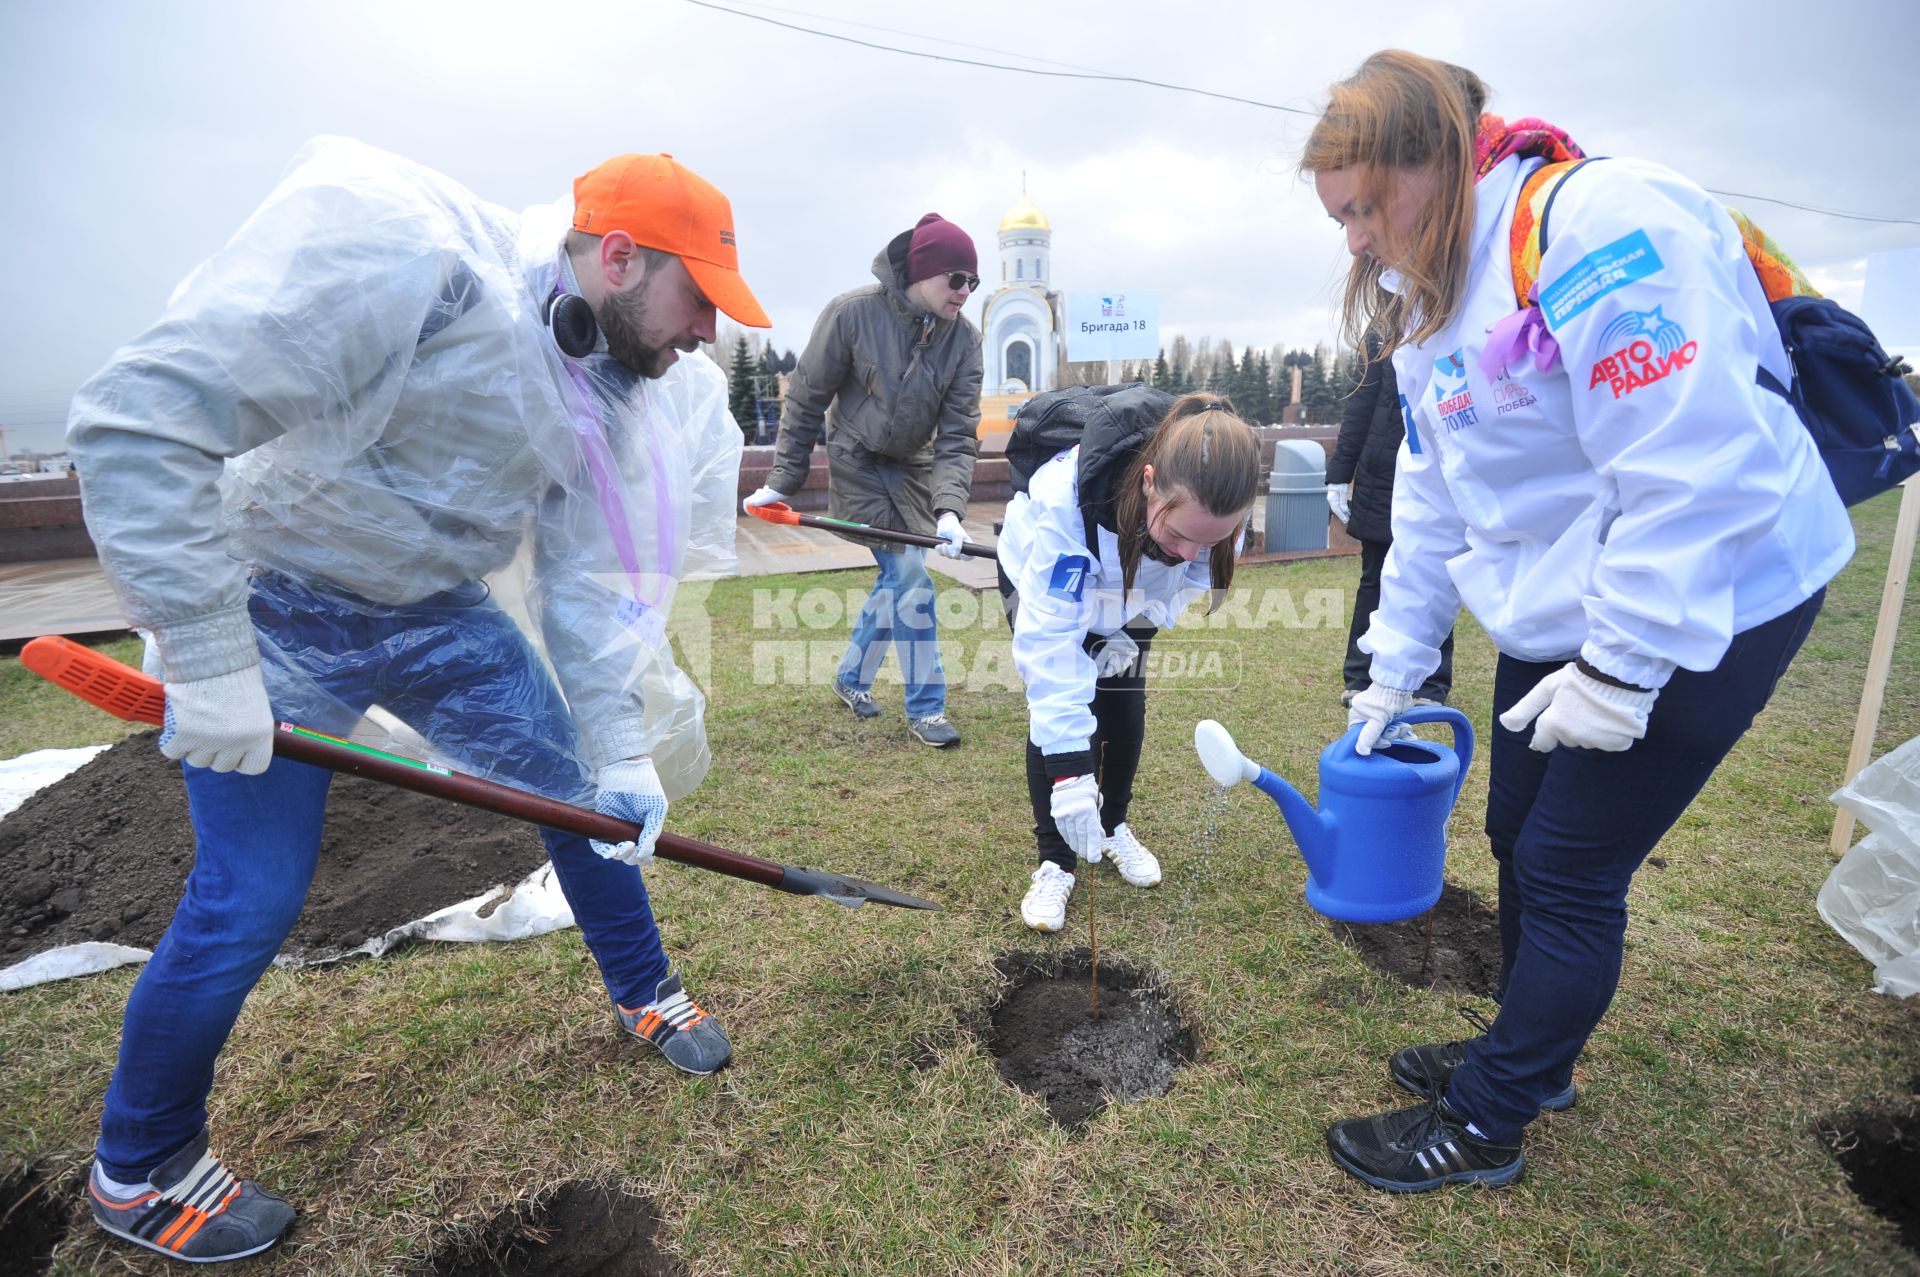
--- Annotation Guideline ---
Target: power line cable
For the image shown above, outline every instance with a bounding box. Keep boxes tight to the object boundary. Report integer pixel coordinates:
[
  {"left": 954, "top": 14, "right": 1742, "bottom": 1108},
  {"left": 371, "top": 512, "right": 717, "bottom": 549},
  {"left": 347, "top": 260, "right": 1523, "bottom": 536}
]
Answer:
[
  {"left": 680, "top": 0, "right": 1310, "bottom": 115},
  {"left": 707, "top": 0, "right": 1122, "bottom": 77},
  {"left": 1701, "top": 189, "right": 1918, "bottom": 226},
  {"left": 684, "top": 0, "right": 1916, "bottom": 227}
]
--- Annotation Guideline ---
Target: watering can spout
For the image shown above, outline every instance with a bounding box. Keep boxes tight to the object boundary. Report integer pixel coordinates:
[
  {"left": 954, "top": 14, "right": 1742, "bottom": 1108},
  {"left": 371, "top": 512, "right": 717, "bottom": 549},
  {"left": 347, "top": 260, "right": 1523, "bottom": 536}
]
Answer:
[{"left": 1193, "top": 720, "right": 1334, "bottom": 881}]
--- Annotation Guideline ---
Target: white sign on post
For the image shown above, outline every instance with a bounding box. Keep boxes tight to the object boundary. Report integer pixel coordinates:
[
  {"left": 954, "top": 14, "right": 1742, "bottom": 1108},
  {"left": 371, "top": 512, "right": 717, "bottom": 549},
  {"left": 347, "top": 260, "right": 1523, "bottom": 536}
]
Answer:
[{"left": 1065, "top": 290, "right": 1160, "bottom": 362}]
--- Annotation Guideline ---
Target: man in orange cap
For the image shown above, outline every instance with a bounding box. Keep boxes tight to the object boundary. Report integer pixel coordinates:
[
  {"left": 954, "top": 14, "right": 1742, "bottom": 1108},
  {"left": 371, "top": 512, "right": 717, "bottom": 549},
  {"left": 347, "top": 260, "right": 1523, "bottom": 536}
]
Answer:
[
  {"left": 67, "top": 139, "right": 764, "bottom": 1264},
  {"left": 568, "top": 151, "right": 771, "bottom": 376}
]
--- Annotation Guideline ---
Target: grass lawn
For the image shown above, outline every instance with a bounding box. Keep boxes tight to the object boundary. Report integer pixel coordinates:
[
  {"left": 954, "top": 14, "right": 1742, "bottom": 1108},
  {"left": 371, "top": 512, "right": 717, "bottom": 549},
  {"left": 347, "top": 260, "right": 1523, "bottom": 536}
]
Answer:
[{"left": 3, "top": 491, "right": 1918, "bottom": 1275}]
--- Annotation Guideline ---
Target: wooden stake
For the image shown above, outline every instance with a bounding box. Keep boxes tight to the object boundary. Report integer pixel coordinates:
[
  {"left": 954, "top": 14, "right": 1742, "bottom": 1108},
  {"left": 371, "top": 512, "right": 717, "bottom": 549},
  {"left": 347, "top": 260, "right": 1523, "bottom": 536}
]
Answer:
[
  {"left": 1831, "top": 476, "right": 1920, "bottom": 858},
  {"left": 1087, "top": 855, "right": 1099, "bottom": 1019},
  {"left": 1090, "top": 753, "right": 1104, "bottom": 1019}
]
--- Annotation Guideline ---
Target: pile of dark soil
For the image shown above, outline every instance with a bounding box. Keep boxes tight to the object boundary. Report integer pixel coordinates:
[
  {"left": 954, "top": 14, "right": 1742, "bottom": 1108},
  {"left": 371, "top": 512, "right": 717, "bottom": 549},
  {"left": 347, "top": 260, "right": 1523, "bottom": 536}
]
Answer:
[
  {"left": 423, "top": 1180, "right": 686, "bottom": 1277},
  {"left": 982, "top": 949, "right": 1196, "bottom": 1128},
  {"left": 0, "top": 732, "right": 548, "bottom": 967},
  {"left": 1330, "top": 881, "right": 1501, "bottom": 996}
]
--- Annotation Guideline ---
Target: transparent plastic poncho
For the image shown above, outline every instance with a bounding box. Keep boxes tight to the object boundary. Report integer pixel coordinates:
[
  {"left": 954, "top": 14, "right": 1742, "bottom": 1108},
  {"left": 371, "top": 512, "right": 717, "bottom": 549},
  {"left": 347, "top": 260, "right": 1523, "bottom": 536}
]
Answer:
[{"left": 74, "top": 138, "right": 741, "bottom": 800}]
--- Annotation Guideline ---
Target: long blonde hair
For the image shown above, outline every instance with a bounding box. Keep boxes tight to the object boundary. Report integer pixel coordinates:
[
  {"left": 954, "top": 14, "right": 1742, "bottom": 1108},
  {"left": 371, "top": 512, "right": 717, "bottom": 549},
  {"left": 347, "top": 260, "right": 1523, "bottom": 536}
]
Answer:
[
  {"left": 1300, "top": 50, "right": 1487, "bottom": 359},
  {"left": 1112, "top": 394, "right": 1261, "bottom": 597}
]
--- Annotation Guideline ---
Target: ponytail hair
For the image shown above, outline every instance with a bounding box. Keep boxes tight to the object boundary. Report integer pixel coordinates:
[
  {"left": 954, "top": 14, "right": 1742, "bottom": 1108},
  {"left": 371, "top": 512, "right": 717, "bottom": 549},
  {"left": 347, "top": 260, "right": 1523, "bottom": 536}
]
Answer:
[{"left": 1113, "top": 393, "right": 1261, "bottom": 597}]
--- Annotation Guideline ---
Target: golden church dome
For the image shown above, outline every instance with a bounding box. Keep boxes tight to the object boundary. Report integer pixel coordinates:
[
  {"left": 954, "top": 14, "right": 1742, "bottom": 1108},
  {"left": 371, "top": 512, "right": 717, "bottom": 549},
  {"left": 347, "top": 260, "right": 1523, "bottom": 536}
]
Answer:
[{"left": 998, "top": 192, "right": 1050, "bottom": 232}]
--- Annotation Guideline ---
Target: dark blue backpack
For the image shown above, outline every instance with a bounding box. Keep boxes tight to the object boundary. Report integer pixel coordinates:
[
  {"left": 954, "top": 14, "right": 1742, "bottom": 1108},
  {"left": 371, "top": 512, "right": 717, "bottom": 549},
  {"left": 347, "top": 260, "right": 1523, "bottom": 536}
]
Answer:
[
  {"left": 1755, "top": 296, "right": 1920, "bottom": 505},
  {"left": 1517, "top": 159, "right": 1920, "bottom": 505}
]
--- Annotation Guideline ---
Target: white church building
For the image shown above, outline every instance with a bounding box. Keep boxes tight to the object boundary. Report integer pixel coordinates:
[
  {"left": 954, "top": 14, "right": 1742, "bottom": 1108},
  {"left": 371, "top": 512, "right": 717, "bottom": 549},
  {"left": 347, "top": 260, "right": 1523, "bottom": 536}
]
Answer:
[{"left": 978, "top": 190, "right": 1067, "bottom": 395}]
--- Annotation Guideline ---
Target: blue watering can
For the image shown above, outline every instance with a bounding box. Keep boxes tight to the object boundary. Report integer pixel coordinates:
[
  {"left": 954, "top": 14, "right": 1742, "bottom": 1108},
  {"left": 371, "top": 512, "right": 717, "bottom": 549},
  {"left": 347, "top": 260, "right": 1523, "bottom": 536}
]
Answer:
[{"left": 1194, "top": 707, "right": 1474, "bottom": 924}]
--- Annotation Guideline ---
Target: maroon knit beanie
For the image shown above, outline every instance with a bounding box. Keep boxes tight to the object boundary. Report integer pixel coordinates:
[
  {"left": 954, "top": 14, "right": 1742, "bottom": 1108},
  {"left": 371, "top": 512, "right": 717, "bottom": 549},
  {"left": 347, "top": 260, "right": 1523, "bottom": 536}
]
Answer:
[{"left": 905, "top": 213, "right": 977, "bottom": 283}]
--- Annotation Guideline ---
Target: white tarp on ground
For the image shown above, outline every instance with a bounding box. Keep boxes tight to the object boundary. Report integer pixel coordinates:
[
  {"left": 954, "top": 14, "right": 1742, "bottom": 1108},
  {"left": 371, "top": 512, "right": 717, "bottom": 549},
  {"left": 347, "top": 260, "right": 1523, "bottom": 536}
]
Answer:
[
  {"left": 1819, "top": 733, "right": 1920, "bottom": 997},
  {"left": 0, "top": 746, "right": 577, "bottom": 992},
  {"left": 0, "top": 745, "right": 110, "bottom": 821}
]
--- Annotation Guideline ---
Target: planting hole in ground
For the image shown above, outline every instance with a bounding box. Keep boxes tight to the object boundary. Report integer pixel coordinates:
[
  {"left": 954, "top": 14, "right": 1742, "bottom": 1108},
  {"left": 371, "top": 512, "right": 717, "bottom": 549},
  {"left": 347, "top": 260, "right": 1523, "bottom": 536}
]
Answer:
[
  {"left": 0, "top": 1159, "right": 81, "bottom": 1277},
  {"left": 1329, "top": 880, "right": 1500, "bottom": 996},
  {"left": 1815, "top": 1107, "right": 1920, "bottom": 1256},
  {"left": 983, "top": 949, "right": 1196, "bottom": 1128},
  {"left": 423, "top": 1180, "right": 685, "bottom": 1277}
]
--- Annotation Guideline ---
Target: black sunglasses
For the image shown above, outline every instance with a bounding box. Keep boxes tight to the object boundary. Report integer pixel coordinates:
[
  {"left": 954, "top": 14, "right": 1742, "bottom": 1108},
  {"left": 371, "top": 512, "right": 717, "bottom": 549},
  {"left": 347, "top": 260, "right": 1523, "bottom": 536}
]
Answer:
[{"left": 943, "top": 271, "right": 981, "bottom": 291}]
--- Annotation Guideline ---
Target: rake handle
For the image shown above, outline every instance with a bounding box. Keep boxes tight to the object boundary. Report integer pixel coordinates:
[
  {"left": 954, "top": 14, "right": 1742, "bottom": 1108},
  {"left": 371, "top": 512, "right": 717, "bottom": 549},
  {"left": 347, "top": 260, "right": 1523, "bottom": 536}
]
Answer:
[{"left": 747, "top": 502, "right": 998, "bottom": 559}]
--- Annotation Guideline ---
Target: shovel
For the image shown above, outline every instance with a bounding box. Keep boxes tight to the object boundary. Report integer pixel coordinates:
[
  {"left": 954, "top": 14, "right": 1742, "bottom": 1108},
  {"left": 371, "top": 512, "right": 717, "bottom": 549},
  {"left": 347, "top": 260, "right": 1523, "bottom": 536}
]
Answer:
[
  {"left": 746, "top": 501, "right": 999, "bottom": 560},
  {"left": 20, "top": 636, "right": 940, "bottom": 911}
]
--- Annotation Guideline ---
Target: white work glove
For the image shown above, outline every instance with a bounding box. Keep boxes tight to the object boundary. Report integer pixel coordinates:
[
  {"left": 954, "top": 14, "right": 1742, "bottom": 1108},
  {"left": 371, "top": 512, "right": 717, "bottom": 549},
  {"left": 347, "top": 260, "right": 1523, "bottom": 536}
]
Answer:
[
  {"left": 1499, "top": 662, "right": 1658, "bottom": 754},
  {"left": 1092, "top": 630, "right": 1140, "bottom": 679},
  {"left": 1049, "top": 773, "right": 1105, "bottom": 863},
  {"left": 1347, "top": 682, "right": 1415, "bottom": 756},
  {"left": 159, "top": 665, "right": 276, "bottom": 775},
  {"left": 742, "top": 485, "right": 790, "bottom": 514},
  {"left": 1326, "top": 483, "right": 1352, "bottom": 524},
  {"left": 591, "top": 757, "right": 668, "bottom": 865},
  {"left": 934, "top": 510, "right": 971, "bottom": 559}
]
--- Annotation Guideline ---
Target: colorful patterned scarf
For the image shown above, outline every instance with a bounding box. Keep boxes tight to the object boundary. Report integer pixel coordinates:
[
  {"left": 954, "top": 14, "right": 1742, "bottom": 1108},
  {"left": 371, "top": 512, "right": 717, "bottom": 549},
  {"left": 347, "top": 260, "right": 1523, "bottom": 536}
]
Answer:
[
  {"left": 1473, "top": 113, "right": 1584, "bottom": 181},
  {"left": 1476, "top": 114, "right": 1585, "bottom": 379}
]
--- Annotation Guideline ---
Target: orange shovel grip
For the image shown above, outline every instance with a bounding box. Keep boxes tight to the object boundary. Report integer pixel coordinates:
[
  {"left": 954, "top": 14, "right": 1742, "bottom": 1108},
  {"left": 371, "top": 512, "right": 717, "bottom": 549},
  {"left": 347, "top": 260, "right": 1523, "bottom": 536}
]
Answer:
[
  {"left": 745, "top": 501, "right": 800, "bottom": 525},
  {"left": 21, "top": 635, "right": 167, "bottom": 727}
]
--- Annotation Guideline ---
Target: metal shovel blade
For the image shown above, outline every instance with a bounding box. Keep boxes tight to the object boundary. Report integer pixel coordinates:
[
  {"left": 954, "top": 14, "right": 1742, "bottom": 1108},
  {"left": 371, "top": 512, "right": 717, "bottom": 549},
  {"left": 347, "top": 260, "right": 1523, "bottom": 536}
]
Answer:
[{"left": 776, "top": 865, "right": 942, "bottom": 910}]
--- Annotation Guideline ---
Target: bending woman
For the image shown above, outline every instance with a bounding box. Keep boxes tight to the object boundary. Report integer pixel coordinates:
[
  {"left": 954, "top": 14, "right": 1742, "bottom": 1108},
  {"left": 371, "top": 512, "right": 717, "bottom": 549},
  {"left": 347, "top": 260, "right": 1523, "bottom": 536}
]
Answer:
[
  {"left": 998, "top": 390, "right": 1261, "bottom": 932},
  {"left": 1302, "top": 51, "right": 1852, "bottom": 1192}
]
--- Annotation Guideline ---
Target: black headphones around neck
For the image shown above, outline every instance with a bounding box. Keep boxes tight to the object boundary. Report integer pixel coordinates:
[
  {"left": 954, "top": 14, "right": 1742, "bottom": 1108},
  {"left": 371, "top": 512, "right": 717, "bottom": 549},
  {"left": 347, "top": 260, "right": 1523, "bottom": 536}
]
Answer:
[{"left": 545, "top": 291, "right": 599, "bottom": 359}]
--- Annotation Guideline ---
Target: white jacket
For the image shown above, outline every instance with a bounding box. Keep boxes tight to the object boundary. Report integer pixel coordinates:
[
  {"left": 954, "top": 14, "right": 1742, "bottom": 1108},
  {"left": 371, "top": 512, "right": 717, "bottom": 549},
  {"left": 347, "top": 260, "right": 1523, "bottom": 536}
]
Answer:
[
  {"left": 999, "top": 447, "right": 1213, "bottom": 760},
  {"left": 67, "top": 138, "right": 743, "bottom": 779},
  {"left": 1365, "top": 155, "right": 1853, "bottom": 691}
]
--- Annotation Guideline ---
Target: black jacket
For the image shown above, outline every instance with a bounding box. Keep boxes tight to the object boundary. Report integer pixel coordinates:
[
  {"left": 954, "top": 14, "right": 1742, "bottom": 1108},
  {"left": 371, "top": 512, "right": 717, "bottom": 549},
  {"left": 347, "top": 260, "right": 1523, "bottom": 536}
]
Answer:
[{"left": 1325, "top": 338, "right": 1404, "bottom": 544}]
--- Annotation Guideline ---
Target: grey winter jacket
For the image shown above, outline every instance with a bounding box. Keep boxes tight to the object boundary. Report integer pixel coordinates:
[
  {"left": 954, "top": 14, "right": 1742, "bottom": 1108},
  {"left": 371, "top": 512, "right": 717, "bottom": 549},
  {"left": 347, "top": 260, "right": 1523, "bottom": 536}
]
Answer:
[{"left": 769, "top": 230, "right": 982, "bottom": 538}]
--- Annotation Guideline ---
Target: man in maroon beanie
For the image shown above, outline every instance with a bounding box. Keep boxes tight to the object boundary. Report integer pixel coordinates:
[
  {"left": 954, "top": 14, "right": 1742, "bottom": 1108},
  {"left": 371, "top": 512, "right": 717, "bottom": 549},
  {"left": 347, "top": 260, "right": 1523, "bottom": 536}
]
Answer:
[{"left": 747, "top": 214, "right": 984, "bottom": 747}]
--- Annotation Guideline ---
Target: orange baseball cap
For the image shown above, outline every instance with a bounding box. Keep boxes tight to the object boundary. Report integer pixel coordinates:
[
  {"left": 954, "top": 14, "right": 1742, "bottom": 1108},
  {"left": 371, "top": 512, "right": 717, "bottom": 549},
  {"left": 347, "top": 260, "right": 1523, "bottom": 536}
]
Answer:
[{"left": 572, "top": 153, "right": 770, "bottom": 328}]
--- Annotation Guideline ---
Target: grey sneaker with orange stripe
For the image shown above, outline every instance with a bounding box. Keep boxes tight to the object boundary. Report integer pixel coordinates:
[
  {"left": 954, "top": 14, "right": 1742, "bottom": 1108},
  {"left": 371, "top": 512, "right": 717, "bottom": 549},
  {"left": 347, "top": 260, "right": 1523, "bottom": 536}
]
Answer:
[
  {"left": 89, "top": 1129, "right": 293, "bottom": 1264},
  {"left": 617, "top": 972, "right": 732, "bottom": 1075}
]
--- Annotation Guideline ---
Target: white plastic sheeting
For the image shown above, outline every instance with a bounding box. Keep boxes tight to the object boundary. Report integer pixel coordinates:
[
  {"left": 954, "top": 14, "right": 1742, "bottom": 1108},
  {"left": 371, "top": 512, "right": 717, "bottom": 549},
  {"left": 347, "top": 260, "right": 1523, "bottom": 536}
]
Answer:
[{"left": 1819, "top": 733, "right": 1920, "bottom": 997}]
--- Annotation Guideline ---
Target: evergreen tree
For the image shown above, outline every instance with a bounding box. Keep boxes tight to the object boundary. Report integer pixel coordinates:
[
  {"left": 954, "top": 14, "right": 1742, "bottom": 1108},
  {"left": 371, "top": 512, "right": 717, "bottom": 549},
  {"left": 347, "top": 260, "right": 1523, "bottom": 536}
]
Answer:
[
  {"left": 1235, "top": 347, "right": 1262, "bottom": 421},
  {"left": 1209, "top": 341, "right": 1234, "bottom": 395},
  {"left": 727, "top": 334, "right": 758, "bottom": 440},
  {"left": 1255, "top": 350, "right": 1275, "bottom": 423},
  {"left": 1301, "top": 345, "right": 1342, "bottom": 422},
  {"left": 1152, "top": 348, "right": 1173, "bottom": 392}
]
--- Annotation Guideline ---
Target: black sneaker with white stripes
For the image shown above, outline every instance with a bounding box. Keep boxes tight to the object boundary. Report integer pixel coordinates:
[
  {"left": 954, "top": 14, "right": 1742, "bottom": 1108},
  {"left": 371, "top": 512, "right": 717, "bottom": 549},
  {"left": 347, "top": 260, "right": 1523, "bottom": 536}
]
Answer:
[
  {"left": 89, "top": 1130, "right": 294, "bottom": 1263},
  {"left": 1326, "top": 1093, "right": 1524, "bottom": 1192}
]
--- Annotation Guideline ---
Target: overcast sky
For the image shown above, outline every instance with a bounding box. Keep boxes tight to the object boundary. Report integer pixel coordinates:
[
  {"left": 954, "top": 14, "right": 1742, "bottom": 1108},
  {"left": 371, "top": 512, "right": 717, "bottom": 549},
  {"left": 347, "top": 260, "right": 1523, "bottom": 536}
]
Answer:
[{"left": 3, "top": 0, "right": 1915, "bottom": 454}]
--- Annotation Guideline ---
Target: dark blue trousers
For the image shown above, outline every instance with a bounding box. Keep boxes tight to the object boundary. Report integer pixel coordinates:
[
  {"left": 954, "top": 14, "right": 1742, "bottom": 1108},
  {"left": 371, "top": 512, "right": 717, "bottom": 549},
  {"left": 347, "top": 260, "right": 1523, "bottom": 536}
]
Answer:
[
  {"left": 96, "top": 573, "right": 669, "bottom": 1180},
  {"left": 1445, "top": 591, "right": 1825, "bottom": 1142}
]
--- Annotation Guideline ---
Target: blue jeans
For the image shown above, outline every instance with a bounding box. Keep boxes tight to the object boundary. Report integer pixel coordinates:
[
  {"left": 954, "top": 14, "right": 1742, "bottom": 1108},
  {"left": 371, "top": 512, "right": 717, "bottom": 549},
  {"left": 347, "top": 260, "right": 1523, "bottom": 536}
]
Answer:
[
  {"left": 836, "top": 546, "right": 947, "bottom": 719},
  {"left": 96, "top": 574, "right": 669, "bottom": 1180},
  {"left": 1444, "top": 591, "right": 1824, "bottom": 1142}
]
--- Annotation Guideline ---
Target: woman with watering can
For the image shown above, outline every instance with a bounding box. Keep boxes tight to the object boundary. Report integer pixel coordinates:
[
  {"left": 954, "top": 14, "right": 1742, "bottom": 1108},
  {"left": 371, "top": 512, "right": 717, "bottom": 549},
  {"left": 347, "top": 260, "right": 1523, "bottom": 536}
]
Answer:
[
  {"left": 998, "top": 390, "right": 1262, "bottom": 933},
  {"left": 1301, "top": 51, "right": 1853, "bottom": 1192}
]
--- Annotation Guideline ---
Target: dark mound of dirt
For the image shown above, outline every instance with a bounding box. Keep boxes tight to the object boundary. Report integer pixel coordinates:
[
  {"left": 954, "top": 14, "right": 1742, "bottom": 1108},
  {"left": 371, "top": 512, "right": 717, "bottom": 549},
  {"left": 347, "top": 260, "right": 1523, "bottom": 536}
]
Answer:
[
  {"left": 1816, "top": 1106, "right": 1920, "bottom": 1256},
  {"left": 1330, "top": 880, "right": 1501, "bottom": 996},
  {"left": 0, "top": 1157, "right": 84, "bottom": 1277},
  {"left": 423, "top": 1180, "right": 686, "bottom": 1277},
  {"left": 1, "top": 732, "right": 548, "bottom": 966},
  {"left": 982, "top": 949, "right": 1196, "bottom": 1128}
]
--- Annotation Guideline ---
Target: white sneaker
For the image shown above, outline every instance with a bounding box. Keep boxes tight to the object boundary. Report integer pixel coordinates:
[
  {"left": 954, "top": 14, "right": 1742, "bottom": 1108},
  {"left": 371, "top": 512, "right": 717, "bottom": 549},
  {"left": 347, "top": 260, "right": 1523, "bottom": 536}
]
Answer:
[
  {"left": 1102, "top": 823, "right": 1162, "bottom": 887},
  {"left": 1020, "top": 863, "right": 1075, "bottom": 932}
]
